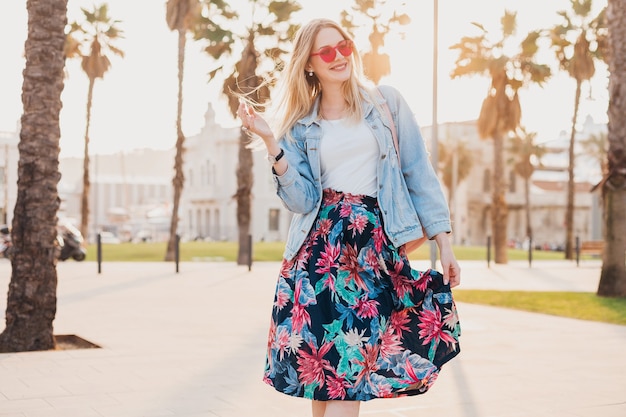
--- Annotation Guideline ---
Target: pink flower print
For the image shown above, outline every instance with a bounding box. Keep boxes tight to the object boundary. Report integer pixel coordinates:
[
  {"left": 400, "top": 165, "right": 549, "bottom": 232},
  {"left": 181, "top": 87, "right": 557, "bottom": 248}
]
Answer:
[
  {"left": 339, "top": 202, "right": 353, "bottom": 218},
  {"left": 315, "top": 241, "right": 340, "bottom": 275},
  {"left": 390, "top": 309, "right": 411, "bottom": 336},
  {"left": 322, "top": 189, "right": 342, "bottom": 206},
  {"left": 316, "top": 218, "right": 333, "bottom": 239},
  {"left": 372, "top": 225, "right": 385, "bottom": 253},
  {"left": 326, "top": 373, "right": 351, "bottom": 399},
  {"left": 379, "top": 326, "right": 403, "bottom": 360},
  {"left": 353, "top": 297, "right": 380, "bottom": 319},
  {"left": 275, "top": 326, "right": 291, "bottom": 361},
  {"left": 389, "top": 261, "right": 414, "bottom": 300},
  {"left": 353, "top": 343, "right": 381, "bottom": 387},
  {"left": 274, "top": 288, "right": 289, "bottom": 311},
  {"left": 291, "top": 303, "right": 311, "bottom": 334},
  {"left": 363, "top": 248, "right": 381, "bottom": 277},
  {"left": 414, "top": 269, "right": 433, "bottom": 292},
  {"left": 348, "top": 213, "right": 368, "bottom": 237},
  {"left": 342, "top": 193, "right": 363, "bottom": 205},
  {"left": 296, "top": 341, "right": 334, "bottom": 387},
  {"left": 294, "top": 245, "right": 312, "bottom": 271},
  {"left": 418, "top": 307, "right": 457, "bottom": 347},
  {"left": 339, "top": 244, "right": 368, "bottom": 291},
  {"left": 279, "top": 258, "right": 293, "bottom": 279}
]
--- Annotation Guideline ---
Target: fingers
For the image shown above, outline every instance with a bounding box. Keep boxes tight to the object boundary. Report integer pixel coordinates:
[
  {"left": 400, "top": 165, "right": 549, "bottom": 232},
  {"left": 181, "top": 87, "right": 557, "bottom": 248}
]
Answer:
[
  {"left": 442, "top": 260, "right": 461, "bottom": 288},
  {"left": 237, "top": 101, "right": 255, "bottom": 131}
]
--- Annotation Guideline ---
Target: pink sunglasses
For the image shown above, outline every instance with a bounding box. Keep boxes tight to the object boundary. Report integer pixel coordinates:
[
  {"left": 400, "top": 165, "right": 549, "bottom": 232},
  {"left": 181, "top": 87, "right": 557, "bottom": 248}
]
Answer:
[{"left": 310, "top": 39, "right": 354, "bottom": 63}]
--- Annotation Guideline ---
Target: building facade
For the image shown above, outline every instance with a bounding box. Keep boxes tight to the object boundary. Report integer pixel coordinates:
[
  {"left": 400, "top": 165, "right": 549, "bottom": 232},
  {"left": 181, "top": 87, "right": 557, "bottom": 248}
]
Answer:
[{"left": 4, "top": 106, "right": 604, "bottom": 249}]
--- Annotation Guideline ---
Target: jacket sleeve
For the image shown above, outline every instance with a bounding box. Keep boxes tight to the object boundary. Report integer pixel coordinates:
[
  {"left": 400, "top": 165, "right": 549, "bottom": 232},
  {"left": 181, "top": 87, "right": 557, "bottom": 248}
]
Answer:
[
  {"left": 379, "top": 85, "right": 451, "bottom": 238},
  {"left": 271, "top": 134, "right": 320, "bottom": 214}
]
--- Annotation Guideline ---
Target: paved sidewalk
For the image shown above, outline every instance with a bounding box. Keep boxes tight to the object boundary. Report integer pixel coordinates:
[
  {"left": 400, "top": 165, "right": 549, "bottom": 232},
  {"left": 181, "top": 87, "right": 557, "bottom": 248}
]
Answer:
[{"left": 0, "top": 259, "right": 625, "bottom": 417}]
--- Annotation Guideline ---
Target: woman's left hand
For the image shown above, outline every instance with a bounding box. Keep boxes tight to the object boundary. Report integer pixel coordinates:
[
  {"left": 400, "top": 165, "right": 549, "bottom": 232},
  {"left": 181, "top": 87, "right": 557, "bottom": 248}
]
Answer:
[{"left": 434, "top": 234, "right": 461, "bottom": 288}]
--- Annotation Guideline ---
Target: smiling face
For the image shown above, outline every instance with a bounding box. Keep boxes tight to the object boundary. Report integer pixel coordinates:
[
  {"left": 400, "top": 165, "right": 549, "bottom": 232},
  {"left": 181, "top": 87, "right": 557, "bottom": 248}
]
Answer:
[{"left": 307, "top": 27, "right": 353, "bottom": 88}]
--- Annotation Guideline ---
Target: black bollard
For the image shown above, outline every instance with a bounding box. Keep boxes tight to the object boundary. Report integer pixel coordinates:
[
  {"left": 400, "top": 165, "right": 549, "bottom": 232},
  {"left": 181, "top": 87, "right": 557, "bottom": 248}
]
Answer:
[
  {"left": 575, "top": 236, "right": 580, "bottom": 267},
  {"left": 487, "top": 235, "right": 491, "bottom": 268},
  {"left": 175, "top": 234, "right": 180, "bottom": 273},
  {"left": 528, "top": 237, "right": 532, "bottom": 268},
  {"left": 97, "top": 233, "right": 102, "bottom": 274},
  {"left": 248, "top": 234, "right": 253, "bottom": 271}
]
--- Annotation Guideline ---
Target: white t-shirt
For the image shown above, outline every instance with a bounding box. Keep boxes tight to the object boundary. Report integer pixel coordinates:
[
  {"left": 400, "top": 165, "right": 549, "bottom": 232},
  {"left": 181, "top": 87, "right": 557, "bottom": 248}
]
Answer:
[{"left": 319, "top": 118, "right": 379, "bottom": 197}]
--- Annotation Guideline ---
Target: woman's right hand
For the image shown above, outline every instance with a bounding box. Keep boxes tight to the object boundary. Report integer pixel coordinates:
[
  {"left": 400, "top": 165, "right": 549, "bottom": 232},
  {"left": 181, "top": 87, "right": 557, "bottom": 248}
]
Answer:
[{"left": 237, "top": 101, "right": 274, "bottom": 142}]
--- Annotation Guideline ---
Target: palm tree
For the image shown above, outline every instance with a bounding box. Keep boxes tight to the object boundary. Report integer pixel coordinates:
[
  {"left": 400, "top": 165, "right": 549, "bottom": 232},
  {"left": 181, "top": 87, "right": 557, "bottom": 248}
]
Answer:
[
  {"left": 450, "top": 11, "right": 551, "bottom": 264},
  {"left": 508, "top": 127, "right": 545, "bottom": 241},
  {"left": 548, "top": 0, "right": 606, "bottom": 259},
  {"left": 340, "top": 0, "right": 410, "bottom": 84},
  {"left": 163, "top": 0, "right": 202, "bottom": 261},
  {"left": 0, "top": 0, "right": 67, "bottom": 352},
  {"left": 581, "top": 131, "right": 609, "bottom": 178},
  {"left": 66, "top": 4, "right": 124, "bottom": 240},
  {"left": 197, "top": 0, "right": 300, "bottom": 265},
  {"left": 597, "top": 0, "right": 626, "bottom": 297},
  {"left": 438, "top": 139, "right": 473, "bottom": 212}
]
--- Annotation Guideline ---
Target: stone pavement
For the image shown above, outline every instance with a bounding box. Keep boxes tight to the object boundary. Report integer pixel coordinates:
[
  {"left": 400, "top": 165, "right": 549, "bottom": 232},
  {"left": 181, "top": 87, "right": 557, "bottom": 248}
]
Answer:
[{"left": 0, "top": 259, "right": 625, "bottom": 417}]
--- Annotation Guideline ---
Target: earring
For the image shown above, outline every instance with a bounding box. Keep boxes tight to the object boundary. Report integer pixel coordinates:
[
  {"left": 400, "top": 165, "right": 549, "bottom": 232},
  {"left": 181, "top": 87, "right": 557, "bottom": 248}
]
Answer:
[{"left": 308, "top": 71, "right": 313, "bottom": 77}]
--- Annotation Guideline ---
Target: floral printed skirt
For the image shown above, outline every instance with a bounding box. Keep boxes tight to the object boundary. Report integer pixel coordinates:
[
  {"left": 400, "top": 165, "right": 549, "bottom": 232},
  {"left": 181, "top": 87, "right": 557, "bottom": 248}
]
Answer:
[{"left": 264, "top": 189, "right": 461, "bottom": 401}]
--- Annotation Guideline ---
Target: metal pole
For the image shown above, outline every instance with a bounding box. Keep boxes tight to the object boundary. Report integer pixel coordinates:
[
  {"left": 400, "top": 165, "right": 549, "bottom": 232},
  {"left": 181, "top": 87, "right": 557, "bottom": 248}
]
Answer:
[
  {"left": 175, "top": 234, "right": 180, "bottom": 273},
  {"left": 528, "top": 237, "right": 532, "bottom": 268},
  {"left": 487, "top": 235, "right": 491, "bottom": 268},
  {"left": 430, "top": 0, "right": 439, "bottom": 270},
  {"left": 97, "top": 233, "right": 102, "bottom": 274},
  {"left": 248, "top": 234, "right": 253, "bottom": 271}
]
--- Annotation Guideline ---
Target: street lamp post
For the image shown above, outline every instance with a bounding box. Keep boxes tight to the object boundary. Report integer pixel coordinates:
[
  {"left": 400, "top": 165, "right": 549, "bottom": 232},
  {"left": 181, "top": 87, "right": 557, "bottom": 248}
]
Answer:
[{"left": 430, "top": 0, "right": 439, "bottom": 269}]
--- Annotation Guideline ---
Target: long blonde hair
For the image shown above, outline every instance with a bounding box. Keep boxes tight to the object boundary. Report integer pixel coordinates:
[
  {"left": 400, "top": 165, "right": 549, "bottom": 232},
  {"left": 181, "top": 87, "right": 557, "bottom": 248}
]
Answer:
[{"left": 271, "top": 18, "right": 371, "bottom": 141}]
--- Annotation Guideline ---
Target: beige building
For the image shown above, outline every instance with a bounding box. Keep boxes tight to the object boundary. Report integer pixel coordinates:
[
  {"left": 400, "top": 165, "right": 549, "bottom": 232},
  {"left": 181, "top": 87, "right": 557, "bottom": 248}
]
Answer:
[
  {"left": 4, "top": 107, "right": 604, "bottom": 249},
  {"left": 421, "top": 116, "right": 604, "bottom": 249}
]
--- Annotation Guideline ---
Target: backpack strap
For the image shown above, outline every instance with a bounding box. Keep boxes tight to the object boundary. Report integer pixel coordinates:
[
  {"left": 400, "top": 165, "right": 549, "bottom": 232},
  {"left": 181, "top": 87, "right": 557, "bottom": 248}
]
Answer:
[{"left": 377, "top": 88, "right": 401, "bottom": 166}]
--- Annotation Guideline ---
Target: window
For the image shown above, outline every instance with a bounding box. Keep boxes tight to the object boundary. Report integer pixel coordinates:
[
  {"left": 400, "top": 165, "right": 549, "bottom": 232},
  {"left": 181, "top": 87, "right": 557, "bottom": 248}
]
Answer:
[
  {"left": 483, "top": 169, "right": 491, "bottom": 193},
  {"left": 509, "top": 171, "right": 516, "bottom": 193},
  {"left": 269, "top": 208, "right": 280, "bottom": 231}
]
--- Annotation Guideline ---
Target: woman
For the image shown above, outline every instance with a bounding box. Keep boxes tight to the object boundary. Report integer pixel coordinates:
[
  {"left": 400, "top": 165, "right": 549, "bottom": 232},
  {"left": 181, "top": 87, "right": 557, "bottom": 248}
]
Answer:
[{"left": 236, "top": 18, "right": 461, "bottom": 417}]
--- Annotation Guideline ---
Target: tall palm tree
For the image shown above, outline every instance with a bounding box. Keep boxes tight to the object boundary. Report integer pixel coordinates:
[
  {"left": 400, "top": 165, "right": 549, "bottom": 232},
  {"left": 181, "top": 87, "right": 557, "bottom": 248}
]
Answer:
[
  {"left": 163, "top": 0, "right": 202, "bottom": 261},
  {"left": 438, "top": 139, "right": 473, "bottom": 210},
  {"left": 597, "top": 0, "right": 626, "bottom": 297},
  {"left": 450, "top": 11, "right": 551, "bottom": 264},
  {"left": 66, "top": 4, "right": 124, "bottom": 240},
  {"left": 340, "top": 0, "right": 410, "bottom": 84},
  {"left": 508, "top": 127, "right": 545, "bottom": 241},
  {"left": 548, "top": 0, "right": 606, "bottom": 259},
  {"left": 198, "top": 0, "right": 300, "bottom": 265},
  {"left": 0, "top": 0, "right": 67, "bottom": 353}
]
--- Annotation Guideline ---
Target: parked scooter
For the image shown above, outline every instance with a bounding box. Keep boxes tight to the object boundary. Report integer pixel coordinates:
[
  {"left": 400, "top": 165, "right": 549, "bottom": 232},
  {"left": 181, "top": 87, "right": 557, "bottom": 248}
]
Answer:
[
  {"left": 57, "top": 221, "right": 87, "bottom": 261},
  {"left": 0, "top": 225, "right": 12, "bottom": 259}
]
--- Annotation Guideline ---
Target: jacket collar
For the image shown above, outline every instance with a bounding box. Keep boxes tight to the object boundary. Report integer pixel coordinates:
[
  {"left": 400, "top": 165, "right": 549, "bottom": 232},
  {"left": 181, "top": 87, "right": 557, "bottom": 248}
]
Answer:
[{"left": 296, "top": 87, "right": 381, "bottom": 128}]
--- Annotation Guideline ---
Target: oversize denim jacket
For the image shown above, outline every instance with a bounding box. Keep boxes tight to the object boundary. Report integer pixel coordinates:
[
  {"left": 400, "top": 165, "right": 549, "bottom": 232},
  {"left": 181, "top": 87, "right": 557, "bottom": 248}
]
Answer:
[{"left": 273, "top": 85, "right": 451, "bottom": 261}]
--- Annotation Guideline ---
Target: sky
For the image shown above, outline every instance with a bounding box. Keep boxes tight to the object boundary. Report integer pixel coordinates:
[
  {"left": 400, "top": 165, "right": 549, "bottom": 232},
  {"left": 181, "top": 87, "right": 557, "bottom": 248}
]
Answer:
[{"left": 0, "top": 0, "right": 609, "bottom": 158}]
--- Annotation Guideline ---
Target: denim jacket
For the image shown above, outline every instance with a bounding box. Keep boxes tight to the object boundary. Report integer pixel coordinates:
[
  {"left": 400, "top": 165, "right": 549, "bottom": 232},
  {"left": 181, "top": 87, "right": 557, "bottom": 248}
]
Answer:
[{"left": 272, "top": 85, "right": 451, "bottom": 261}]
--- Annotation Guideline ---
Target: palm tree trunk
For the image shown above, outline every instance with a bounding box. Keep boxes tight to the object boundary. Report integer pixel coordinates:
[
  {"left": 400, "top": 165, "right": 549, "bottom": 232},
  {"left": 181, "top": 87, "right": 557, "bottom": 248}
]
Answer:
[
  {"left": 492, "top": 132, "right": 508, "bottom": 264},
  {"left": 598, "top": 0, "right": 626, "bottom": 296},
  {"left": 80, "top": 78, "right": 95, "bottom": 239},
  {"left": 0, "top": 0, "right": 66, "bottom": 352},
  {"left": 165, "top": 28, "right": 186, "bottom": 261},
  {"left": 565, "top": 81, "right": 582, "bottom": 259},
  {"left": 235, "top": 33, "right": 258, "bottom": 265}
]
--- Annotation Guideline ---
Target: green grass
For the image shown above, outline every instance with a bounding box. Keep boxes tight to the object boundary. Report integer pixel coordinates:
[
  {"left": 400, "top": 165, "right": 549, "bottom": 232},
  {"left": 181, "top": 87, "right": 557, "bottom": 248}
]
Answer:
[
  {"left": 84, "top": 241, "right": 568, "bottom": 262},
  {"left": 453, "top": 290, "right": 626, "bottom": 325},
  {"left": 82, "top": 241, "right": 623, "bottom": 326}
]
